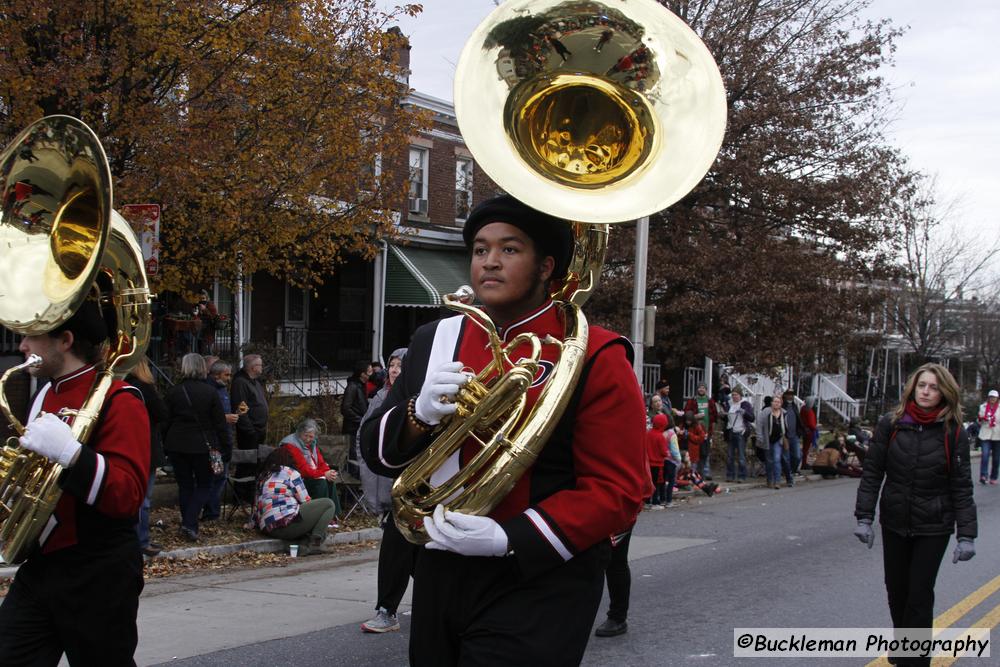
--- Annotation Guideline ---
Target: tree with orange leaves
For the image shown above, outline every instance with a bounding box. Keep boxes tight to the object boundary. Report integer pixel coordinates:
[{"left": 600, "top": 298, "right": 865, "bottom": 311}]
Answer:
[{"left": 0, "top": 1, "right": 427, "bottom": 291}]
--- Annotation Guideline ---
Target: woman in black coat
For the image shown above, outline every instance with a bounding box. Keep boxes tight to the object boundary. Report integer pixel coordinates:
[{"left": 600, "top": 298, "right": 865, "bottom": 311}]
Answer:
[
  {"left": 164, "top": 353, "right": 230, "bottom": 541},
  {"left": 854, "top": 362, "right": 977, "bottom": 666},
  {"left": 127, "top": 358, "right": 168, "bottom": 557}
]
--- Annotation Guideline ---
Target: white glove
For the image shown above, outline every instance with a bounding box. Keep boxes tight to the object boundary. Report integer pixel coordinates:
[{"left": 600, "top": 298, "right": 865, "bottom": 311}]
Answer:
[
  {"left": 20, "top": 413, "right": 82, "bottom": 467},
  {"left": 414, "top": 361, "right": 469, "bottom": 426},
  {"left": 424, "top": 504, "right": 509, "bottom": 557}
]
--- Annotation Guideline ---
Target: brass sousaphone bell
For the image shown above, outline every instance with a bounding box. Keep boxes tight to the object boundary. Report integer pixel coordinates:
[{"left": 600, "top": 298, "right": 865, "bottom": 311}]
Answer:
[
  {"left": 0, "top": 116, "right": 152, "bottom": 563},
  {"left": 391, "top": 0, "right": 728, "bottom": 543}
]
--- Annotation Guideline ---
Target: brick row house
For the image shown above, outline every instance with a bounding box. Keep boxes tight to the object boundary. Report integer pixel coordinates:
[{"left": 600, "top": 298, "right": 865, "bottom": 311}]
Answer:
[{"left": 228, "top": 86, "right": 501, "bottom": 394}]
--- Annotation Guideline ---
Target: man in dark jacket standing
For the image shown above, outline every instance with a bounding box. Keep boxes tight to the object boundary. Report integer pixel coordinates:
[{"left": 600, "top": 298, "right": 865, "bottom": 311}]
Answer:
[{"left": 230, "top": 354, "right": 269, "bottom": 450}]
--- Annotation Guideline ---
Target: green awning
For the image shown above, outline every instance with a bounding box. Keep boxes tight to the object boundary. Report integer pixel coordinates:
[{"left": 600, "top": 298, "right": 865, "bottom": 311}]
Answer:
[{"left": 386, "top": 245, "right": 470, "bottom": 307}]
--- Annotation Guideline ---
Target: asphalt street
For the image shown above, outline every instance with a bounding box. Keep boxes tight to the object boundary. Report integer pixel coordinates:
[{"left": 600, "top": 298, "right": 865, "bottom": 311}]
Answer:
[{"left": 141, "top": 476, "right": 1000, "bottom": 666}]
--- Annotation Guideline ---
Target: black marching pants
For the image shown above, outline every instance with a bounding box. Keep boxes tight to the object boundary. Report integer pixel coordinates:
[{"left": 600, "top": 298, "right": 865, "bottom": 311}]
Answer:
[
  {"left": 604, "top": 529, "right": 633, "bottom": 623},
  {"left": 410, "top": 541, "right": 610, "bottom": 667},
  {"left": 376, "top": 513, "right": 420, "bottom": 614},
  {"left": 0, "top": 548, "right": 143, "bottom": 666},
  {"left": 880, "top": 527, "right": 950, "bottom": 667}
]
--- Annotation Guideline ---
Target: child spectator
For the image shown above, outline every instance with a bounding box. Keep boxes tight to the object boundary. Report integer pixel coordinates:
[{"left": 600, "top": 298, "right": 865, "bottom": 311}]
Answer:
[
  {"left": 684, "top": 411, "right": 707, "bottom": 474},
  {"left": 645, "top": 414, "right": 669, "bottom": 508},
  {"left": 676, "top": 452, "right": 720, "bottom": 497},
  {"left": 662, "top": 419, "right": 682, "bottom": 508}
]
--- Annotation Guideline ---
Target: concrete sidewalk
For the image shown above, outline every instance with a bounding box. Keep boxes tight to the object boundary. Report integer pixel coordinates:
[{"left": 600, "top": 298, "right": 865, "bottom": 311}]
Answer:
[{"left": 134, "top": 533, "right": 716, "bottom": 665}]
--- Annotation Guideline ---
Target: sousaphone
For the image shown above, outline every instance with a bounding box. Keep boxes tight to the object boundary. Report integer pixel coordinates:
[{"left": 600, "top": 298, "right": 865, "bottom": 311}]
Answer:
[
  {"left": 0, "top": 116, "right": 152, "bottom": 563},
  {"left": 391, "top": 0, "right": 728, "bottom": 543}
]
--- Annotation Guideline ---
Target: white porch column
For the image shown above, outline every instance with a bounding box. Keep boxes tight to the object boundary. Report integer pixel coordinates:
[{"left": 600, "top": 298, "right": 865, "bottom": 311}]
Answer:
[{"left": 371, "top": 242, "right": 387, "bottom": 365}]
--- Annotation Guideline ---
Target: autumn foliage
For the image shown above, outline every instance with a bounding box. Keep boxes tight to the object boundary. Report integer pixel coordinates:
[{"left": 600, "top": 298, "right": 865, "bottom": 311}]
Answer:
[
  {"left": 589, "top": 0, "right": 915, "bottom": 373},
  {"left": 0, "top": 1, "right": 427, "bottom": 291}
]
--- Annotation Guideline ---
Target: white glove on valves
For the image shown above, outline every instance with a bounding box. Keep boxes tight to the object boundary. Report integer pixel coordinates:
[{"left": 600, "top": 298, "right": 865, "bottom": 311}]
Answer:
[
  {"left": 424, "top": 504, "right": 509, "bottom": 557},
  {"left": 414, "top": 361, "right": 469, "bottom": 426},
  {"left": 20, "top": 413, "right": 82, "bottom": 468}
]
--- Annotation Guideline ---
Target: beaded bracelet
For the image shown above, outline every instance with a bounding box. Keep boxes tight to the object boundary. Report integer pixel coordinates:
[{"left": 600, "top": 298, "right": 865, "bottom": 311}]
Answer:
[{"left": 407, "top": 397, "right": 434, "bottom": 433}]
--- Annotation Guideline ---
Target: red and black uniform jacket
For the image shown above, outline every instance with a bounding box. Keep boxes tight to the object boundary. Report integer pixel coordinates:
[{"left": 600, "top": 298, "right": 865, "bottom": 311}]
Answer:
[
  {"left": 360, "top": 300, "right": 647, "bottom": 579},
  {"left": 26, "top": 365, "right": 149, "bottom": 557}
]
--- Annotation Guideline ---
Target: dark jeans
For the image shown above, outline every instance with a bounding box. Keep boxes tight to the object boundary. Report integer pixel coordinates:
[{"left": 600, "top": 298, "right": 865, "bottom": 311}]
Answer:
[
  {"left": 169, "top": 451, "right": 214, "bottom": 535},
  {"left": 726, "top": 431, "right": 747, "bottom": 480},
  {"left": 376, "top": 513, "right": 421, "bottom": 614},
  {"left": 203, "top": 461, "right": 229, "bottom": 520},
  {"left": 663, "top": 460, "right": 677, "bottom": 503},
  {"left": 881, "top": 527, "right": 950, "bottom": 667},
  {"left": 605, "top": 529, "right": 633, "bottom": 623},
  {"left": 649, "top": 466, "right": 663, "bottom": 504},
  {"left": 980, "top": 440, "right": 999, "bottom": 481},
  {"left": 136, "top": 470, "right": 156, "bottom": 548}
]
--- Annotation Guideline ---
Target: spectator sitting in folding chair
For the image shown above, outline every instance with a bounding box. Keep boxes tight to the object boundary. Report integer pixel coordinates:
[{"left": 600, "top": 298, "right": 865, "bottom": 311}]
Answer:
[{"left": 279, "top": 418, "right": 341, "bottom": 528}]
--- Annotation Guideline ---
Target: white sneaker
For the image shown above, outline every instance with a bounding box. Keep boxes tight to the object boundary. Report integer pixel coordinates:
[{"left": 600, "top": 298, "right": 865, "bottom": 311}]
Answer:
[{"left": 361, "top": 607, "right": 399, "bottom": 633}]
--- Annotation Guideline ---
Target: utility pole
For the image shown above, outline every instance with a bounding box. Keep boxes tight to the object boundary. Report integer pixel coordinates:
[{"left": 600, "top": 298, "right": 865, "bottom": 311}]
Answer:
[{"left": 630, "top": 216, "right": 650, "bottom": 385}]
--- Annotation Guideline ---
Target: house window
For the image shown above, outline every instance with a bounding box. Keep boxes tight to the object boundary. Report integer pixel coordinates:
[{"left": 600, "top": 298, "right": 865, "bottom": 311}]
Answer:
[
  {"left": 359, "top": 129, "right": 382, "bottom": 192},
  {"left": 408, "top": 147, "right": 428, "bottom": 216},
  {"left": 285, "top": 285, "right": 308, "bottom": 327},
  {"left": 455, "top": 158, "right": 473, "bottom": 222}
]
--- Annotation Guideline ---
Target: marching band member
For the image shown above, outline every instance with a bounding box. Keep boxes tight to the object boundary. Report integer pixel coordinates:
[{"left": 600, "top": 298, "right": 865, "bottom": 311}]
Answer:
[
  {"left": 361, "top": 195, "right": 646, "bottom": 666},
  {"left": 0, "top": 302, "right": 149, "bottom": 666}
]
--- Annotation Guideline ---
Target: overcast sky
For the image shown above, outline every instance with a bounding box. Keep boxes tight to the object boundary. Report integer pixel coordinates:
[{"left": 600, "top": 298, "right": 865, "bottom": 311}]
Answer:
[{"left": 385, "top": 0, "right": 999, "bottom": 234}]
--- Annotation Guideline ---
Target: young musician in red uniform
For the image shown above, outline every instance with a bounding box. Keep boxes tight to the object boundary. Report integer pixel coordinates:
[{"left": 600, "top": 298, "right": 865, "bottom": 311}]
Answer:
[
  {"left": 0, "top": 301, "right": 150, "bottom": 666},
  {"left": 361, "top": 195, "right": 647, "bottom": 666}
]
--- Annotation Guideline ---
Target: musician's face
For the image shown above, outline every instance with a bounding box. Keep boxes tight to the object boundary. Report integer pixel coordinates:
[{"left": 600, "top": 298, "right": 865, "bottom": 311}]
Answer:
[
  {"left": 471, "top": 222, "right": 554, "bottom": 324},
  {"left": 19, "top": 333, "right": 70, "bottom": 378}
]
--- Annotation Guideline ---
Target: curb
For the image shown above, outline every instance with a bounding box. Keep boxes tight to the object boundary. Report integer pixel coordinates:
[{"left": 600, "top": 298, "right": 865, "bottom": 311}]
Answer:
[
  {"left": 0, "top": 527, "right": 384, "bottom": 576},
  {"left": 155, "top": 526, "right": 384, "bottom": 560}
]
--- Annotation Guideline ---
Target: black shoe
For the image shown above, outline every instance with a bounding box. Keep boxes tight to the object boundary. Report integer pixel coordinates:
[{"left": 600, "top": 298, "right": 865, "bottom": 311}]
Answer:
[
  {"left": 141, "top": 545, "right": 162, "bottom": 557},
  {"left": 179, "top": 527, "right": 200, "bottom": 543},
  {"left": 703, "top": 483, "right": 719, "bottom": 497},
  {"left": 594, "top": 618, "right": 628, "bottom": 637}
]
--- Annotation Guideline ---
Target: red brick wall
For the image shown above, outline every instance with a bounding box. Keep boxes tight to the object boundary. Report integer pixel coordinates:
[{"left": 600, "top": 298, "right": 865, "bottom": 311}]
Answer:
[{"left": 406, "top": 117, "right": 502, "bottom": 229}]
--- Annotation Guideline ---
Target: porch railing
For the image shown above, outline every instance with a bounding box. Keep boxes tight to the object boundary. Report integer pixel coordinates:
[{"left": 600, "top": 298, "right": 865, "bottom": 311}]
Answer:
[{"left": 815, "top": 374, "right": 860, "bottom": 424}]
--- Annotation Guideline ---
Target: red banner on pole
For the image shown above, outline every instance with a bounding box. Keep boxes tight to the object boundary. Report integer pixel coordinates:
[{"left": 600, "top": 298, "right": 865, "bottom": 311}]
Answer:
[{"left": 120, "top": 204, "right": 161, "bottom": 275}]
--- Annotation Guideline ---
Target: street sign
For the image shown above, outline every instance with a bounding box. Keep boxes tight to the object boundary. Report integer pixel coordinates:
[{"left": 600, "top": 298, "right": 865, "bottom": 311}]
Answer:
[{"left": 120, "top": 203, "right": 160, "bottom": 275}]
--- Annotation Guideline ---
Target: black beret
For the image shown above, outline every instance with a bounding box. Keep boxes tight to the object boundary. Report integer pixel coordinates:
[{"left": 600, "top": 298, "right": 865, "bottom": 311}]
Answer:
[
  {"left": 51, "top": 299, "right": 109, "bottom": 346},
  {"left": 462, "top": 195, "right": 574, "bottom": 279}
]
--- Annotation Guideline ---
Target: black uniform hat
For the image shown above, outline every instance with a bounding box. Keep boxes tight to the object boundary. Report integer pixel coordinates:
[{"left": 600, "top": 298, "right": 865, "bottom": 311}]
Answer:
[
  {"left": 462, "top": 195, "right": 574, "bottom": 279},
  {"left": 50, "top": 299, "right": 109, "bottom": 345}
]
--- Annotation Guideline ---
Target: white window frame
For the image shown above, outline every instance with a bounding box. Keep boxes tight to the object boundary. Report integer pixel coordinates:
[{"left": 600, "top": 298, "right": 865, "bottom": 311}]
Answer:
[
  {"left": 455, "top": 157, "right": 474, "bottom": 223},
  {"left": 408, "top": 147, "right": 429, "bottom": 215},
  {"left": 284, "top": 284, "right": 309, "bottom": 328}
]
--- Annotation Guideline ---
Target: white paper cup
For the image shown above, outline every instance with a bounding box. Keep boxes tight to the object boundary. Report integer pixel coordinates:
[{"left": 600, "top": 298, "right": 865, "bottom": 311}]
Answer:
[{"left": 289, "top": 544, "right": 299, "bottom": 558}]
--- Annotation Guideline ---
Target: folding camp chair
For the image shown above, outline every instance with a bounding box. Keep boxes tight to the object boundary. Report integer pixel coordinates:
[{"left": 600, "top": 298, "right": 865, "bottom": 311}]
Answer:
[
  {"left": 327, "top": 435, "right": 373, "bottom": 520},
  {"left": 223, "top": 445, "right": 274, "bottom": 520}
]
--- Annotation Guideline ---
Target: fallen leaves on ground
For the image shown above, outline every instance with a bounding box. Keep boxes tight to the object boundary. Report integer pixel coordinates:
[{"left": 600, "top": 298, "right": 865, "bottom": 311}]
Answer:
[
  {"left": 149, "top": 506, "right": 380, "bottom": 552},
  {"left": 142, "top": 539, "right": 381, "bottom": 580}
]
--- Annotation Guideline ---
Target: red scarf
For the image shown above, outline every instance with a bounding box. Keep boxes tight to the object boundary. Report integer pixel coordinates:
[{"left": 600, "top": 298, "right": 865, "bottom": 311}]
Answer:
[
  {"left": 985, "top": 401, "right": 998, "bottom": 428},
  {"left": 904, "top": 400, "right": 943, "bottom": 425}
]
